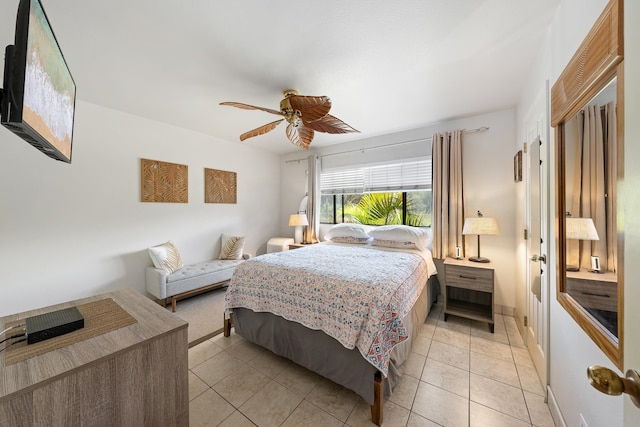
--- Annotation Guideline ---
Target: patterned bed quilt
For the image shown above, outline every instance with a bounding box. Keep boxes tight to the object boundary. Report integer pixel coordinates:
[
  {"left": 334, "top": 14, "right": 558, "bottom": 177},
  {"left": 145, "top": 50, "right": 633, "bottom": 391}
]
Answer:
[{"left": 225, "top": 242, "right": 437, "bottom": 376}]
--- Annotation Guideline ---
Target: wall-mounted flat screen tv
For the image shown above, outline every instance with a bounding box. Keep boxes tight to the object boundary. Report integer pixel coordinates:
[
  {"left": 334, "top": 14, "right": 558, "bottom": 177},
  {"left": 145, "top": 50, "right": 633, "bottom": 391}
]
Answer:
[{"left": 1, "top": 0, "right": 76, "bottom": 163}]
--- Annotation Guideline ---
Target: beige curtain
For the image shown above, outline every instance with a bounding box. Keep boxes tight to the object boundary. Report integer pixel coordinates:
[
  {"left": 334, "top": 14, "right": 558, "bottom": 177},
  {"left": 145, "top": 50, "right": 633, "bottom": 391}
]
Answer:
[
  {"left": 432, "top": 130, "right": 464, "bottom": 259},
  {"left": 305, "top": 154, "right": 320, "bottom": 243},
  {"left": 567, "top": 101, "right": 616, "bottom": 271}
]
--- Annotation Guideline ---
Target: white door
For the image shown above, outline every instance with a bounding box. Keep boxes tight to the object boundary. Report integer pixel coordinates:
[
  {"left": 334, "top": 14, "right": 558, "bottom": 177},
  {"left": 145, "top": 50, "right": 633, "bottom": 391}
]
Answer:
[
  {"left": 524, "top": 82, "right": 550, "bottom": 389},
  {"left": 623, "top": 204, "right": 640, "bottom": 424},
  {"left": 624, "top": 4, "right": 640, "bottom": 422},
  {"left": 526, "top": 134, "right": 548, "bottom": 387}
]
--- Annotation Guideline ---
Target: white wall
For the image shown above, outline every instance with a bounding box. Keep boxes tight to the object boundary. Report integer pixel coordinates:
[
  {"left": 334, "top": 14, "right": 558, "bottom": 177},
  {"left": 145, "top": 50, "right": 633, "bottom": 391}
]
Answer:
[
  {"left": 280, "top": 108, "right": 519, "bottom": 310},
  {"left": 516, "top": 1, "right": 624, "bottom": 426},
  {"left": 0, "top": 100, "right": 281, "bottom": 315},
  {"left": 515, "top": 33, "right": 552, "bottom": 333},
  {"left": 455, "top": 110, "right": 517, "bottom": 311}
]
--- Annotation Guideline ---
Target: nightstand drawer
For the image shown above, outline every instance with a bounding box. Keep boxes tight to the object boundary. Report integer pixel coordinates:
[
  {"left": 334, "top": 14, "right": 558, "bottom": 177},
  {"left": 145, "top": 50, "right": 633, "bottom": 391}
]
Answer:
[
  {"left": 289, "top": 243, "right": 315, "bottom": 250},
  {"left": 566, "top": 277, "right": 617, "bottom": 312},
  {"left": 445, "top": 265, "right": 493, "bottom": 292}
]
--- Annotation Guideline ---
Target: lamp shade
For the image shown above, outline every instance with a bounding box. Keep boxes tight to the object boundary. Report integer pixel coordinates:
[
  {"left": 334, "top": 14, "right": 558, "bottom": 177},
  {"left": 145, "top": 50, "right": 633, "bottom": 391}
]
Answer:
[
  {"left": 566, "top": 217, "right": 599, "bottom": 240},
  {"left": 462, "top": 217, "right": 500, "bottom": 235},
  {"left": 288, "top": 214, "right": 309, "bottom": 227},
  {"left": 462, "top": 216, "right": 499, "bottom": 263}
]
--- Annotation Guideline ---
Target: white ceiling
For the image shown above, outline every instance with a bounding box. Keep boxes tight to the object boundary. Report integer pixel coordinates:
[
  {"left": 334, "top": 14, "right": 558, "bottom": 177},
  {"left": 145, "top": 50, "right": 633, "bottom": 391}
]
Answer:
[{"left": 0, "top": 0, "right": 560, "bottom": 154}]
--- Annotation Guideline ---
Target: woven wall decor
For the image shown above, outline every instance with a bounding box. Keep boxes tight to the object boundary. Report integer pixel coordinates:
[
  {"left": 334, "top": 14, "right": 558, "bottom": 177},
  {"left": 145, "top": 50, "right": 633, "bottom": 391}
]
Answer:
[
  {"left": 141, "top": 158, "right": 188, "bottom": 203},
  {"left": 205, "top": 168, "right": 237, "bottom": 204}
]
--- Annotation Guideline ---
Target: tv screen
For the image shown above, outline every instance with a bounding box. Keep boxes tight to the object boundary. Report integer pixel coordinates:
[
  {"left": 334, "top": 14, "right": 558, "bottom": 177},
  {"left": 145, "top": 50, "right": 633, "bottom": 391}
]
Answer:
[{"left": 1, "top": 0, "right": 76, "bottom": 163}]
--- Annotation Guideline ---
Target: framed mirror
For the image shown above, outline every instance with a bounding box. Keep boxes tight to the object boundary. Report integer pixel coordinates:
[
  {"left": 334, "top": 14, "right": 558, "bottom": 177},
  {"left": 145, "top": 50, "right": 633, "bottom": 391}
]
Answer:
[{"left": 551, "top": 0, "right": 624, "bottom": 369}]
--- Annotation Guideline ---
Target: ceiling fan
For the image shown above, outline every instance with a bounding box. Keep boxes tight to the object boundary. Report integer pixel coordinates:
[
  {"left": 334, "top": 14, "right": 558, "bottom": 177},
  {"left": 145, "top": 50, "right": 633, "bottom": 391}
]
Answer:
[{"left": 220, "top": 90, "right": 359, "bottom": 149}]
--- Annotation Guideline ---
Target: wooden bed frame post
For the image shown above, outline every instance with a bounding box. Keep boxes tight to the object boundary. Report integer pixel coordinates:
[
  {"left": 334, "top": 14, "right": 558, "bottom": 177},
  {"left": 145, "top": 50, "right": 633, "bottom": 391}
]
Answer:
[
  {"left": 371, "top": 371, "right": 383, "bottom": 426},
  {"left": 223, "top": 312, "right": 233, "bottom": 337}
]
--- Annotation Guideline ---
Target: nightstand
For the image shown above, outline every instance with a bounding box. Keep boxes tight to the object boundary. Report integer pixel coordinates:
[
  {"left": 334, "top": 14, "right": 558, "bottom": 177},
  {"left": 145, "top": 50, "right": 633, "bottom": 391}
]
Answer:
[
  {"left": 443, "top": 257, "right": 495, "bottom": 332},
  {"left": 289, "top": 243, "right": 315, "bottom": 250},
  {"left": 566, "top": 270, "right": 617, "bottom": 312}
]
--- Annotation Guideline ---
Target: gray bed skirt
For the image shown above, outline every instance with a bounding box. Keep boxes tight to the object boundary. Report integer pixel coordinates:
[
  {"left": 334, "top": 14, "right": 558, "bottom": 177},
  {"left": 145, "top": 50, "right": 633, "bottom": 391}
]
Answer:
[{"left": 233, "top": 274, "right": 441, "bottom": 405}]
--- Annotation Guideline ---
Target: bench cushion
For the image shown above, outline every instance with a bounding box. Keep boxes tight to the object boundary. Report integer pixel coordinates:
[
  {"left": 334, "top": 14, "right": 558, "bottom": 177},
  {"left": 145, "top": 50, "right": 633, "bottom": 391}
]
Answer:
[
  {"left": 168, "top": 259, "right": 242, "bottom": 283},
  {"left": 146, "top": 259, "right": 244, "bottom": 300}
]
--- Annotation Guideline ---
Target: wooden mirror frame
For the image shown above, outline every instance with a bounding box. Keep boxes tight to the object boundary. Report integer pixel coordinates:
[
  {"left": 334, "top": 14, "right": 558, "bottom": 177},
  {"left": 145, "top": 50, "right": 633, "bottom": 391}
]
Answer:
[{"left": 551, "top": 0, "right": 624, "bottom": 369}]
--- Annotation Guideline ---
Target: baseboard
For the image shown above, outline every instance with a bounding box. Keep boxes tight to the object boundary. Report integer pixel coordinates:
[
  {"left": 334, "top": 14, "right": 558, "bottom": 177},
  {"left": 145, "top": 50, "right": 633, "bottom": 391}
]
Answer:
[
  {"left": 494, "top": 304, "right": 516, "bottom": 316},
  {"left": 513, "top": 306, "right": 527, "bottom": 341},
  {"left": 547, "top": 386, "right": 567, "bottom": 427}
]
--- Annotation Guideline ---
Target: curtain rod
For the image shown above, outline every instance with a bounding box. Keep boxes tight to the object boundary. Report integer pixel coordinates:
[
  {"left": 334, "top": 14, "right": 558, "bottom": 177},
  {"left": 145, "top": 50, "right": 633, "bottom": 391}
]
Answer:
[{"left": 285, "top": 126, "right": 489, "bottom": 163}]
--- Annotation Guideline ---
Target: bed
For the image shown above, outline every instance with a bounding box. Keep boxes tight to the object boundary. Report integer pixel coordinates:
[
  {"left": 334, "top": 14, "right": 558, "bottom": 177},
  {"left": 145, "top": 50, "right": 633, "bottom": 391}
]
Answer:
[{"left": 223, "top": 226, "right": 439, "bottom": 425}]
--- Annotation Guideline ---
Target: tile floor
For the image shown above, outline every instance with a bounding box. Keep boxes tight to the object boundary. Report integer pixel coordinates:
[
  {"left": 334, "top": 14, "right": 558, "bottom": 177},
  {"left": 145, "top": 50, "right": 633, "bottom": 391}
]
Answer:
[{"left": 188, "top": 301, "right": 556, "bottom": 427}]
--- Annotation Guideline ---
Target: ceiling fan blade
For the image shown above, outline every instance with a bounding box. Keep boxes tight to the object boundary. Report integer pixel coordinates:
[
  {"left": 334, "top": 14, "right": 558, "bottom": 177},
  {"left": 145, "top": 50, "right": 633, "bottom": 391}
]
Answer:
[
  {"left": 305, "top": 114, "right": 359, "bottom": 134},
  {"left": 286, "top": 123, "right": 314, "bottom": 150},
  {"left": 288, "top": 95, "right": 332, "bottom": 123},
  {"left": 220, "top": 102, "right": 282, "bottom": 116},
  {"left": 239, "top": 119, "right": 284, "bottom": 141}
]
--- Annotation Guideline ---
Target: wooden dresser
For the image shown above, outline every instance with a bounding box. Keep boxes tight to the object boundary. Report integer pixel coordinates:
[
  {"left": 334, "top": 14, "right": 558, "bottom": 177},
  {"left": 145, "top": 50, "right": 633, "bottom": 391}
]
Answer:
[{"left": 0, "top": 289, "right": 189, "bottom": 426}]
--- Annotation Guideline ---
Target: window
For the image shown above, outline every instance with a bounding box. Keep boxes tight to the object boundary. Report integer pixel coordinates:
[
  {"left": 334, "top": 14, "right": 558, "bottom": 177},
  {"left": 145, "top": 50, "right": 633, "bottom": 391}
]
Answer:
[{"left": 320, "top": 160, "right": 432, "bottom": 226}]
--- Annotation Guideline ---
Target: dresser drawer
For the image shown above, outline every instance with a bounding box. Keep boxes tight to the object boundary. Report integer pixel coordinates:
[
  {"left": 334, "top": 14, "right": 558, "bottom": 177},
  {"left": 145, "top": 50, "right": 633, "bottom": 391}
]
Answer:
[
  {"left": 445, "top": 265, "right": 493, "bottom": 292},
  {"left": 566, "top": 277, "right": 617, "bottom": 312}
]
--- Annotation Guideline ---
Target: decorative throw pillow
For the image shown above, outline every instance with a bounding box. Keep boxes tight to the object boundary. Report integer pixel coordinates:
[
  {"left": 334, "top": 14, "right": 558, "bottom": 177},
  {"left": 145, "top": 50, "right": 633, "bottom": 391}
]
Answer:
[
  {"left": 368, "top": 225, "right": 429, "bottom": 251},
  {"left": 148, "top": 241, "right": 184, "bottom": 273},
  {"left": 219, "top": 234, "right": 245, "bottom": 260}
]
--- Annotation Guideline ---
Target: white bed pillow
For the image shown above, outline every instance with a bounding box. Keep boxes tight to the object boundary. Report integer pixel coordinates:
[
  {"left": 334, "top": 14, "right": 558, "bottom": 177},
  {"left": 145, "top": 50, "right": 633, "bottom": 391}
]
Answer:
[
  {"left": 324, "top": 223, "right": 370, "bottom": 241},
  {"left": 148, "top": 241, "right": 184, "bottom": 273},
  {"left": 219, "top": 234, "right": 246, "bottom": 260},
  {"left": 368, "top": 225, "right": 429, "bottom": 251},
  {"left": 423, "top": 227, "right": 433, "bottom": 251}
]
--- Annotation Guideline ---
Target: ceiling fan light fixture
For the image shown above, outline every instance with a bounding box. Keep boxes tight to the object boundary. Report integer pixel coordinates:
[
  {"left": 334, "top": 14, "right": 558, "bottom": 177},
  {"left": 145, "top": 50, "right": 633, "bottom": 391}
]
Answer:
[
  {"left": 284, "top": 113, "right": 301, "bottom": 127},
  {"left": 220, "top": 89, "right": 359, "bottom": 149}
]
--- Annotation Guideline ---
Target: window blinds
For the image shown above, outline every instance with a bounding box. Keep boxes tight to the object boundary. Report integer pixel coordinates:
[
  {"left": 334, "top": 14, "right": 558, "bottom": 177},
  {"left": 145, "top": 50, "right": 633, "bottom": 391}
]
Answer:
[{"left": 321, "top": 159, "right": 431, "bottom": 194}]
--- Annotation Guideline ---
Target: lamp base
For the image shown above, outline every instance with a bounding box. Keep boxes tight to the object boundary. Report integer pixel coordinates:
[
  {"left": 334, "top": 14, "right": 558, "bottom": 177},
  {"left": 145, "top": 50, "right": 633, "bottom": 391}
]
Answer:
[
  {"left": 468, "top": 256, "right": 490, "bottom": 263},
  {"left": 566, "top": 265, "right": 579, "bottom": 272}
]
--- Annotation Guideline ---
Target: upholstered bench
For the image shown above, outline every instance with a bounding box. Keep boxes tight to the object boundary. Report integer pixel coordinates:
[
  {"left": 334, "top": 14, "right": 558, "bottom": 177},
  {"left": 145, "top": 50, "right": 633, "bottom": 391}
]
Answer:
[
  {"left": 145, "top": 235, "right": 247, "bottom": 312},
  {"left": 146, "top": 258, "right": 245, "bottom": 312}
]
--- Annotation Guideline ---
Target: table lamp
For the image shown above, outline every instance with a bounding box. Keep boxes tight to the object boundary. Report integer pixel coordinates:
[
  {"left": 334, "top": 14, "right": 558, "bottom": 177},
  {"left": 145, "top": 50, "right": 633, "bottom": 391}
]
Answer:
[
  {"left": 566, "top": 217, "right": 599, "bottom": 272},
  {"left": 462, "top": 212, "right": 500, "bottom": 263},
  {"left": 288, "top": 213, "right": 308, "bottom": 244}
]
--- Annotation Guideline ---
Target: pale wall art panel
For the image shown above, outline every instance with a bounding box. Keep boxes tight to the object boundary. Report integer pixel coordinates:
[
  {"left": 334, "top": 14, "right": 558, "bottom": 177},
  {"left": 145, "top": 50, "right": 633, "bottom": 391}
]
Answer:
[
  {"left": 141, "top": 158, "right": 188, "bottom": 203},
  {"left": 205, "top": 168, "right": 237, "bottom": 204}
]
